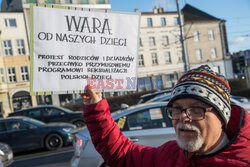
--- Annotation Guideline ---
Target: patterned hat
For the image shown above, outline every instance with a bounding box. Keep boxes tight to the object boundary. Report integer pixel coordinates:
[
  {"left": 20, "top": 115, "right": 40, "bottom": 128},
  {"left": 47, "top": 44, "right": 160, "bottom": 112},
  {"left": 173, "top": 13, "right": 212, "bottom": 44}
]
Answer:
[{"left": 167, "top": 65, "right": 231, "bottom": 126}]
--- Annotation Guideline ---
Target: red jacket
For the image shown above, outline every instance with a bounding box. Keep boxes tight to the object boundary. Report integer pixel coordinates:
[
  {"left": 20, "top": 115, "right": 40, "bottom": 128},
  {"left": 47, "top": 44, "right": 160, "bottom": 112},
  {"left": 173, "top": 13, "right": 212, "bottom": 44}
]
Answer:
[{"left": 83, "top": 99, "right": 250, "bottom": 167}]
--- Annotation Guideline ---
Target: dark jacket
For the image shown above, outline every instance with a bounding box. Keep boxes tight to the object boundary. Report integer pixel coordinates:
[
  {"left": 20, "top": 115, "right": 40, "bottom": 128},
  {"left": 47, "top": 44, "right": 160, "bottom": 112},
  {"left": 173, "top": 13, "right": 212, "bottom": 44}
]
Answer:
[{"left": 83, "top": 99, "right": 250, "bottom": 167}]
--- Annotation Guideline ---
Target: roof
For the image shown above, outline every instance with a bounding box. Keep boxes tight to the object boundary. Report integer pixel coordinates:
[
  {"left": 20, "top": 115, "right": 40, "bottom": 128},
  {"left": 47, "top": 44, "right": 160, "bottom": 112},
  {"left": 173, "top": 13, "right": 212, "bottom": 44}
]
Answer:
[{"left": 182, "top": 4, "right": 222, "bottom": 22}]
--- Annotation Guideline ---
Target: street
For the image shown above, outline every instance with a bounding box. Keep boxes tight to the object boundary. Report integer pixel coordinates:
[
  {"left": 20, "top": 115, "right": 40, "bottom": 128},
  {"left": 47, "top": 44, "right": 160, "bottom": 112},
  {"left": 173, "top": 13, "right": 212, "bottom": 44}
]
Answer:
[{"left": 9, "top": 146, "right": 74, "bottom": 167}]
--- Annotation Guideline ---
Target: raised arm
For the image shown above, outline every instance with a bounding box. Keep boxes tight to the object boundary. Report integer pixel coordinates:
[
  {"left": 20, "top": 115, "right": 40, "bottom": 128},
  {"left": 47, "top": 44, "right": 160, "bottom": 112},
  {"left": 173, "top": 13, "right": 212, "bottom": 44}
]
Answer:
[{"left": 81, "top": 85, "right": 156, "bottom": 167}]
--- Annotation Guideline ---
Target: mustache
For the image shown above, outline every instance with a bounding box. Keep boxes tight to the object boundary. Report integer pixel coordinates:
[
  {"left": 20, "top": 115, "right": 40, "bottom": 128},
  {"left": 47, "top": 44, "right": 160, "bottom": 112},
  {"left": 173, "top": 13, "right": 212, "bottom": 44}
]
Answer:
[{"left": 176, "top": 123, "right": 200, "bottom": 134}]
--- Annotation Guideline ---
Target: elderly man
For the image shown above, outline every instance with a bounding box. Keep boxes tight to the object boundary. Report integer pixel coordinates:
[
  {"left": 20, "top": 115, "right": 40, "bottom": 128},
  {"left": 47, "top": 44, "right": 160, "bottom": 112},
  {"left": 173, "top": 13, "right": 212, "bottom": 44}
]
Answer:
[{"left": 81, "top": 65, "right": 250, "bottom": 166}]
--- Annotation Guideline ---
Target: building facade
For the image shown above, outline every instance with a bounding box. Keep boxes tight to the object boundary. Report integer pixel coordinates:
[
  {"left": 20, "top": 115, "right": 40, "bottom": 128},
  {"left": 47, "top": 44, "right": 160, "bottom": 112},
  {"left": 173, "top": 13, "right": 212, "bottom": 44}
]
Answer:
[
  {"left": 0, "top": 0, "right": 111, "bottom": 116},
  {"left": 137, "top": 7, "right": 185, "bottom": 92},
  {"left": 0, "top": 12, "right": 35, "bottom": 116},
  {"left": 182, "top": 4, "right": 234, "bottom": 79}
]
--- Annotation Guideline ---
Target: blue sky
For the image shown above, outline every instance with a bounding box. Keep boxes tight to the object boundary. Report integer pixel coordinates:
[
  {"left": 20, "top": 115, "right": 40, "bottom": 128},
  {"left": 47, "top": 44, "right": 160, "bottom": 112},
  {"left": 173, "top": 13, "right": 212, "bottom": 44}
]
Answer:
[{"left": 110, "top": 0, "right": 250, "bottom": 53}]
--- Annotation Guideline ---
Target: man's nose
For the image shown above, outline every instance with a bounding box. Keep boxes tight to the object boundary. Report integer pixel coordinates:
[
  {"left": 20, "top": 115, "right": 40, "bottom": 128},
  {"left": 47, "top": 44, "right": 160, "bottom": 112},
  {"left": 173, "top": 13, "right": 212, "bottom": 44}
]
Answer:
[{"left": 179, "top": 110, "right": 191, "bottom": 122}]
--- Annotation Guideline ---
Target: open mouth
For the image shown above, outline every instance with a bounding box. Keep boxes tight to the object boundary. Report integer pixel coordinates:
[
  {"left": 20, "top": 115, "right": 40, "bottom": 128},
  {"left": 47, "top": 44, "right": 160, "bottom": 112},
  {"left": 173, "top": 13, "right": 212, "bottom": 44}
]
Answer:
[{"left": 179, "top": 128, "right": 196, "bottom": 133}]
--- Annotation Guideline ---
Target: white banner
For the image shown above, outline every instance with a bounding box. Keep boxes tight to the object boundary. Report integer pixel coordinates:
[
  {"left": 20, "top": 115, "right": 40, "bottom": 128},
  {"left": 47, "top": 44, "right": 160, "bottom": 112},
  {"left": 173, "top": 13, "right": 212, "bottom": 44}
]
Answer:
[{"left": 31, "top": 5, "right": 140, "bottom": 94}]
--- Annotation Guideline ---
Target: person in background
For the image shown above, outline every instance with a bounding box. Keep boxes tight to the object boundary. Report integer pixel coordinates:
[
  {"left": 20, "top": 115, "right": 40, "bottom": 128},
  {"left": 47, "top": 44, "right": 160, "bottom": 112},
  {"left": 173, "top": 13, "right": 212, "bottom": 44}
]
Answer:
[{"left": 81, "top": 65, "right": 250, "bottom": 167}]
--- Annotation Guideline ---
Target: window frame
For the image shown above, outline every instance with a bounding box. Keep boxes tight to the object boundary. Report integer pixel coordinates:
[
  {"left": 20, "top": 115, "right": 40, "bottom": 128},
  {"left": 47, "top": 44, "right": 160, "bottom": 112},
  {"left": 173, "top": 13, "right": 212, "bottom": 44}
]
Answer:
[
  {"left": 3, "top": 40, "right": 13, "bottom": 56},
  {"left": 4, "top": 19, "right": 17, "bottom": 27},
  {"left": 193, "top": 31, "right": 200, "bottom": 42},
  {"left": 20, "top": 66, "right": 29, "bottom": 81},
  {"left": 151, "top": 53, "right": 158, "bottom": 65},
  {"left": 211, "top": 48, "right": 217, "bottom": 59},
  {"left": 7, "top": 67, "right": 17, "bottom": 83},
  {"left": 177, "top": 51, "right": 183, "bottom": 62},
  {"left": 196, "top": 49, "right": 203, "bottom": 60},
  {"left": 149, "top": 37, "right": 156, "bottom": 46},
  {"left": 174, "top": 17, "right": 179, "bottom": 25},
  {"left": 162, "top": 36, "right": 169, "bottom": 46},
  {"left": 147, "top": 18, "right": 153, "bottom": 27},
  {"left": 138, "top": 54, "right": 144, "bottom": 66},
  {"left": 165, "top": 51, "right": 171, "bottom": 63},
  {"left": 161, "top": 17, "right": 166, "bottom": 26},
  {"left": 16, "top": 39, "right": 26, "bottom": 55},
  {"left": 0, "top": 68, "right": 5, "bottom": 83},
  {"left": 208, "top": 29, "right": 215, "bottom": 40}
]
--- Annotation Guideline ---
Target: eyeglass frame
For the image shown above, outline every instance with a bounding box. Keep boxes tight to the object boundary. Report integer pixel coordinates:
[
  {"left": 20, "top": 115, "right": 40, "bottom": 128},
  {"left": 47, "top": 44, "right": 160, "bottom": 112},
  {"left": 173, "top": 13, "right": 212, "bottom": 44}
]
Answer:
[{"left": 166, "top": 107, "right": 213, "bottom": 121}]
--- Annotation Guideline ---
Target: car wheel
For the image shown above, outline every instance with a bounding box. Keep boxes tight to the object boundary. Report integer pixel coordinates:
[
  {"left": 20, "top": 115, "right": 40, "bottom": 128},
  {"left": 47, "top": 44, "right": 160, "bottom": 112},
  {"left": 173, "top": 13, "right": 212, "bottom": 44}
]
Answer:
[
  {"left": 45, "top": 134, "right": 63, "bottom": 151},
  {"left": 73, "top": 120, "right": 85, "bottom": 127}
]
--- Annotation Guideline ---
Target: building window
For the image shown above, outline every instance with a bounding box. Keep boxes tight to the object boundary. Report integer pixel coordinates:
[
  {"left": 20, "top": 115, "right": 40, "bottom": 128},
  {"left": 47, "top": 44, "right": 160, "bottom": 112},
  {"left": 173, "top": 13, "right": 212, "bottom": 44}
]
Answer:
[
  {"left": 46, "top": 0, "right": 55, "bottom": 3},
  {"left": 0, "top": 68, "right": 5, "bottom": 83},
  {"left": 17, "top": 39, "right": 26, "bottom": 55},
  {"left": 174, "top": 17, "right": 179, "bottom": 25},
  {"left": 97, "top": 0, "right": 105, "bottom": 4},
  {"left": 154, "top": 75, "right": 163, "bottom": 90},
  {"left": 63, "top": 0, "right": 72, "bottom": 3},
  {"left": 177, "top": 51, "right": 183, "bottom": 62},
  {"left": 211, "top": 48, "right": 217, "bottom": 59},
  {"left": 20, "top": 66, "right": 29, "bottom": 81},
  {"left": 165, "top": 73, "right": 178, "bottom": 88},
  {"left": 138, "top": 55, "right": 144, "bottom": 66},
  {"left": 165, "top": 52, "right": 171, "bottom": 63},
  {"left": 3, "top": 40, "right": 13, "bottom": 56},
  {"left": 162, "top": 36, "right": 169, "bottom": 46},
  {"left": 193, "top": 31, "right": 199, "bottom": 42},
  {"left": 80, "top": 0, "right": 88, "bottom": 3},
  {"left": 26, "top": 0, "right": 38, "bottom": 3},
  {"left": 139, "top": 38, "right": 143, "bottom": 47},
  {"left": 147, "top": 18, "right": 153, "bottom": 27},
  {"left": 208, "top": 29, "right": 215, "bottom": 40},
  {"left": 196, "top": 49, "right": 203, "bottom": 60},
  {"left": 161, "top": 17, "right": 166, "bottom": 26},
  {"left": 7, "top": 67, "right": 17, "bottom": 83},
  {"left": 149, "top": 37, "right": 156, "bottom": 46},
  {"left": 137, "top": 77, "right": 152, "bottom": 92},
  {"left": 152, "top": 53, "right": 158, "bottom": 65},
  {"left": 4, "top": 19, "right": 17, "bottom": 27}
]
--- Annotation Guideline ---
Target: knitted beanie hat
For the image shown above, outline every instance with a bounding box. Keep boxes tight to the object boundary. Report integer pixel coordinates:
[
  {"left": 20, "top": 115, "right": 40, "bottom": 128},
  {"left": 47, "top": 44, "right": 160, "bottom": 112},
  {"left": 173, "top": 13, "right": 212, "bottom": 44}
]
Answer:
[{"left": 167, "top": 65, "right": 231, "bottom": 126}]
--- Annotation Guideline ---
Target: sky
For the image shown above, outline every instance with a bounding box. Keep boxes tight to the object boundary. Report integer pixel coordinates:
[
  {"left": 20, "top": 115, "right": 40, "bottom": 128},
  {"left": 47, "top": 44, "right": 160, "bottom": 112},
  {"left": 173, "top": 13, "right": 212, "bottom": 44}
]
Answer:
[{"left": 110, "top": 0, "right": 250, "bottom": 53}]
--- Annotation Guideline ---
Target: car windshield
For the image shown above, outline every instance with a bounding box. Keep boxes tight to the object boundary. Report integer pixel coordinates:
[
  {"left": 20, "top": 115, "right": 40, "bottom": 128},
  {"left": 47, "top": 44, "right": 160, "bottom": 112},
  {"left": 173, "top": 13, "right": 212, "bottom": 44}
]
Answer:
[{"left": 23, "top": 117, "right": 45, "bottom": 126}]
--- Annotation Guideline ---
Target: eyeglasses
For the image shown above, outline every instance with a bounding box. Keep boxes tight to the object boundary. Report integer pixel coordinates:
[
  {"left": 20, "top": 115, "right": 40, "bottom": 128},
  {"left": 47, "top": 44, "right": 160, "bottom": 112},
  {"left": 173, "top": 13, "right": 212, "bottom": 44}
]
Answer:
[{"left": 166, "top": 107, "right": 213, "bottom": 120}]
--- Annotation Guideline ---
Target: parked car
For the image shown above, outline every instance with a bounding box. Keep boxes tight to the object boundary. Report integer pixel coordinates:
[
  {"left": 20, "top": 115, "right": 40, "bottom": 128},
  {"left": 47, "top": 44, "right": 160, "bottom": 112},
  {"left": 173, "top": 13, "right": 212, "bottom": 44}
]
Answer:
[
  {"left": 70, "top": 101, "right": 175, "bottom": 167},
  {"left": 9, "top": 105, "right": 84, "bottom": 127},
  {"left": 230, "top": 97, "right": 250, "bottom": 113},
  {"left": 230, "top": 95, "right": 249, "bottom": 103},
  {"left": 137, "top": 89, "right": 172, "bottom": 104},
  {"left": 145, "top": 92, "right": 172, "bottom": 103},
  {"left": 0, "top": 117, "right": 75, "bottom": 153},
  {"left": 141, "top": 92, "right": 250, "bottom": 113},
  {"left": 0, "top": 142, "right": 13, "bottom": 167}
]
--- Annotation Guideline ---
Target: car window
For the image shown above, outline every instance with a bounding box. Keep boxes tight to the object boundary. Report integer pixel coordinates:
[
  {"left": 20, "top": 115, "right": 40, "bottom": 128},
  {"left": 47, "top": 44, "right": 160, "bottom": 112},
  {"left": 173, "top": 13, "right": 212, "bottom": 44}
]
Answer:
[
  {"left": 45, "top": 108, "right": 64, "bottom": 117},
  {"left": 24, "top": 109, "right": 41, "bottom": 119},
  {"left": 6, "top": 121, "right": 29, "bottom": 131},
  {"left": 126, "top": 107, "right": 167, "bottom": 130}
]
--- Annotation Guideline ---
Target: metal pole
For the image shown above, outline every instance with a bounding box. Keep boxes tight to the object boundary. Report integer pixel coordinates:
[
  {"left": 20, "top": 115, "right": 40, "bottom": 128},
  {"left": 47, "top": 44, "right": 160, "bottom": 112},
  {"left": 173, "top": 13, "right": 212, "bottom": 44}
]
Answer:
[{"left": 176, "top": 0, "right": 189, "bottom": 72}]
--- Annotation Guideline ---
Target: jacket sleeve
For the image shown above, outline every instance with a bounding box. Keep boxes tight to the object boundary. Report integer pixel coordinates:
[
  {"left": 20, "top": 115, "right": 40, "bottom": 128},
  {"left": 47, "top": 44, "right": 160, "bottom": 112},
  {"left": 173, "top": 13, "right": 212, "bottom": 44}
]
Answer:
[{"left": 83, "top": 98, "right": 156, "bottom": 167}]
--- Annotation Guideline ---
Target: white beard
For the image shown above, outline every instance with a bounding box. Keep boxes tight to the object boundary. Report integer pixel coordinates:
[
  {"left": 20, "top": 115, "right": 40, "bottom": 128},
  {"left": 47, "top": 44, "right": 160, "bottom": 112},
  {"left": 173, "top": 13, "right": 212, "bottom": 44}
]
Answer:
[{"left": 176, "top": 123, "right": 203, "bottom": 152}]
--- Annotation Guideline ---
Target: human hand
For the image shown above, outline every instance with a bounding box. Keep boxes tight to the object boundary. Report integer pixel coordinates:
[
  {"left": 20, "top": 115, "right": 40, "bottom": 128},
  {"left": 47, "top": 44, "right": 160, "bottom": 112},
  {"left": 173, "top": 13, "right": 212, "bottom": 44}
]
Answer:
[{"left": 80, "top": 84, "right": 102, "bottom": 105}]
